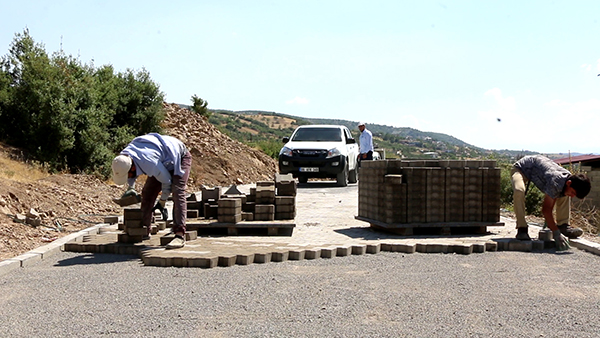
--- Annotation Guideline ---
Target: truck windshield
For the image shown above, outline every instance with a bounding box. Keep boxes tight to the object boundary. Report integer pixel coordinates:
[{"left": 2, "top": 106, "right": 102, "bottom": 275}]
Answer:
[{"left": 291, "top": 128, "right": 342, "bottom": 142}]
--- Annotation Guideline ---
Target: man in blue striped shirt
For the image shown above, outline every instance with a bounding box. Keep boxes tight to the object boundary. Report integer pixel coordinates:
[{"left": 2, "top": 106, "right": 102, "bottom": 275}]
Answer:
[{"left": 112, "top": 133, "right": 192, "bottom": 249}]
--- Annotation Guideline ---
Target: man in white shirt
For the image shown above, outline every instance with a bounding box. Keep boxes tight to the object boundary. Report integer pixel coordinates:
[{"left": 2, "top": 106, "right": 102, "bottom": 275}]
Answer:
[
  {"left": 358, "top": 122, "right": 373, "bottom": 164},
  {"left": 111, "top": 133, "right": 191, "bottom": 249}
]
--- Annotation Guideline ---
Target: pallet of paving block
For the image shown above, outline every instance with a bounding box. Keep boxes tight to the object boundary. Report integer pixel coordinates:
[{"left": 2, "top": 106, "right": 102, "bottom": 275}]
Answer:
[
  {"left": 355, "top": 215, "right": 504, "bottom": 236},
  {"left": 186, "top": 220, "right": 296, "bottom": 236}
]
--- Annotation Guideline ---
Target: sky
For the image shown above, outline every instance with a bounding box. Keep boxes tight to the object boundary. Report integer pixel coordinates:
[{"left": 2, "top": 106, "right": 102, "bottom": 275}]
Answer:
[{"left": 2, "top": 1, "right": 600, "bottom": 154}]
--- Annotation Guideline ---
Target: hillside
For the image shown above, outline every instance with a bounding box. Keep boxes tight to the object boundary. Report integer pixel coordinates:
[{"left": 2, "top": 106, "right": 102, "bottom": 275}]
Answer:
[
  {"left": 0, "top": 103, "right": 278, "bottom": 261},
  {"left": 206, "top": 108, "right": 539, "bottom": 160}
]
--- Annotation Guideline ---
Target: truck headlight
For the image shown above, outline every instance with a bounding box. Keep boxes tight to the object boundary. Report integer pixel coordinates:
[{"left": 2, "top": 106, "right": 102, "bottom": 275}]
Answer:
[
  {"left": 327, "top": 148, "right": 341, "bottom": 158},
  {"left": 279, "top": 147, "right": 293, "bottom": 157}
]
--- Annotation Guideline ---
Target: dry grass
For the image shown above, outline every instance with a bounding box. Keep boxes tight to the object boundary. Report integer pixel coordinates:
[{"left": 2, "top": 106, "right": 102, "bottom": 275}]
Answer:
[
  {"left": 571, "top": 200, "right": 599, "bottom": 235},
  {"left": 0, "top": 154, "right": 49, "bottom": 182}
]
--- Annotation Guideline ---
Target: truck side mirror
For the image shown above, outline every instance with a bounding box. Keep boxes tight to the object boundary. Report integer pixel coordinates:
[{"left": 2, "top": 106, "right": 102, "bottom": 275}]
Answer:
[
  {"left": 282, "top": 137, "right": 290, "bottom": 143},
  {"left": 346, "top": 138, "right": 356, "bottom": 144}
]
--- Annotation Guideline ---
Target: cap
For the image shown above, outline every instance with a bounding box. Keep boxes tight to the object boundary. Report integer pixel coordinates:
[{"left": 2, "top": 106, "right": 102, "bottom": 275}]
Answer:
[
  {"left": 111, "top": 155, "right": 132, "bottom": 186},
  {"left": 358, "top": 122, "right": 365, "bottom": 127}
]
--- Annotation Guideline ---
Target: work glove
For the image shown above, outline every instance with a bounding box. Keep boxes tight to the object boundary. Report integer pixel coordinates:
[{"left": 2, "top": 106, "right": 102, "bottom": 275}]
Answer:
[
  {"left": 153, "top": 199, "right": 168, "bottom": 221},
  {"left": 122, "top": 187, "right": 139, "bottom": 199},
  {"left": 552, "top": 230, "right": 570, "bottom": 251}
]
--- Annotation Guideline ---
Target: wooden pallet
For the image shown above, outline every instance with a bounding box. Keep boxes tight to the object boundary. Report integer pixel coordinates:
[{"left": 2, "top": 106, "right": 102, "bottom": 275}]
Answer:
[{"left": 355, "top": 216, "right": 504, "bottom": 236}]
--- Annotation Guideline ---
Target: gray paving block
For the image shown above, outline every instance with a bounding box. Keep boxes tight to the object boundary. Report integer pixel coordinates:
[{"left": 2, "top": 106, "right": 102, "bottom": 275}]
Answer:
[
  {"left": 304, "top": 249, "right": 321, "bottom": 260},
  {"left": 271, "top": 251, "right": 289, "bottom": 262},
  {"left": 366, "top": 243, "right": 381, "bottom": 254},
  {"left": 451, "top": 244, "right": 473, "bottom": 255},
  {"left": 508, "top": 239, "right": 532, "bottom": 252},
  {"left": 320, "top": 248, "right": 336, "bottom": 258},
  {"left": 288, "top": 250, "right": 305, "bottom": 260},
  {"left": 532, "top": 240, "right": 545, "bottom": 251},
  {"left": 336, "top": 247, "right": 351, "bottom": 257},
  {"left": 538, "top": 229, "right": 552, "bottom": 241},
  {"left": 495, "top": 239, "right": 511, "bottom": 251},
  {"left": 472, "top": 243, "right": 486, "bottom": 253},
  {"left": 425, "top": 244, "right": 448, "bottom": 253},
  {"left": 235, "top": 254, "right": 254, "bottom": 265},
  {"left": 218, "top": 255, "right": 237, "bottom": 267},
  {"left": 485, "top": 241, "right": 498, "bottom": 252},
  {"left": 187, "top": 256, "right": 218, "bottom": 268},
  {"left": 254, "top": 252, "right": 272, "bottom": 264},
  {"left": 351, "top": 245, "right": 367, "bottom": 255}
]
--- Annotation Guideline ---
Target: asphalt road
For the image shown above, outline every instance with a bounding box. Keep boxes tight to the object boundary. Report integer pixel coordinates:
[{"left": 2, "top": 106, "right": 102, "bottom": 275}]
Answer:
[{"left": 1, "top": 181, "right": 599, "bottom": 337}]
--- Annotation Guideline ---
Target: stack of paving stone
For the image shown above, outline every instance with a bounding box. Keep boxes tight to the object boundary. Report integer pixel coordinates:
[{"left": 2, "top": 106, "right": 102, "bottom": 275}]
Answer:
[
  {"left": 217, "top": 198, "right": 242, "bottom": 223},
  {"left": 255, "top": 181, "right": 276, "bottom": 221},
  {"left": 275, "top": 173, "right": 297, "bottom": 220},
  {"left": 358, "top": 159, "right": 501, "bottom": 233},
  {"left": 202, "top": 186, "right": 221, "bottom": 219},
  {"left": 118, "top": 208, "right": 148, "bottom": 243}
]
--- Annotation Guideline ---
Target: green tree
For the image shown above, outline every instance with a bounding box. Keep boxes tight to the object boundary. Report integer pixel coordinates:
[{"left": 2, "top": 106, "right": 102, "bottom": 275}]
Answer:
[
  {"left": 0, "top": 29, "right": 165, "bottom": 176},
  {"left": 191, "top": 94, "right": 210, "bottom": 118}
]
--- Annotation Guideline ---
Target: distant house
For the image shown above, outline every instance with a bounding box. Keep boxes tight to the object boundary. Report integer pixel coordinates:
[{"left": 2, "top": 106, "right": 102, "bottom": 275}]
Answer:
[{"left": 554, "top": 154, "right": 600, "bottom": 208}]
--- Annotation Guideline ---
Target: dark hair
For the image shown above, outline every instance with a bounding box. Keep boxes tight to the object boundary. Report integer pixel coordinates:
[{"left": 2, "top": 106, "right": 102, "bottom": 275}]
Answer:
[{"left": 568, "top": 173, "right": 591, "bottom": 199}]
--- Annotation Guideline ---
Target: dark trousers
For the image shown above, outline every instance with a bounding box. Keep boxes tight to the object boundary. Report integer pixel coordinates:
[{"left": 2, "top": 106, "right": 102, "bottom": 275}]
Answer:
[
  {"left": 141, "top": 151, "right": 192, "bottom": 234},
  {"left": 358, "top": 151, "right": 373, "bottom": 168}
]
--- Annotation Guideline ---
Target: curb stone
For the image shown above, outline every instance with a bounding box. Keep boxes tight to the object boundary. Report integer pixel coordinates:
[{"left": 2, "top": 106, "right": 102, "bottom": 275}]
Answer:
[{"left": 0, "top": 223, "right": 114, "bottom": 276}]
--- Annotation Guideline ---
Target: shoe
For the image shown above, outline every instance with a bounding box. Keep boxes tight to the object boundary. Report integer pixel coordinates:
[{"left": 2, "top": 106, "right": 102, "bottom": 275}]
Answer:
[
  {"left": 558, "top": 224, "right": 583, "bottom": 239},
  {"left": 165, "top": 235, "right": 185, "bottom": 249},
  {"left": 516, "top": 227, "right": 531, "bottom": 241}
]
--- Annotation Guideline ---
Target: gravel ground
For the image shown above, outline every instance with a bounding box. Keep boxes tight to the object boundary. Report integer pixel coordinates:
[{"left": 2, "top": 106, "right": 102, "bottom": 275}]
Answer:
[{"left": 1, "top": 248, "right": 599, "bottom": 337}]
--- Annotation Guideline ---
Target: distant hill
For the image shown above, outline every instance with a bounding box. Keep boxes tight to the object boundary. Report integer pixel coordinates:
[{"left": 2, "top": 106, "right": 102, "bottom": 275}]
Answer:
[{"left": 178, "top": 104, "right": 538, "bottom": 161}]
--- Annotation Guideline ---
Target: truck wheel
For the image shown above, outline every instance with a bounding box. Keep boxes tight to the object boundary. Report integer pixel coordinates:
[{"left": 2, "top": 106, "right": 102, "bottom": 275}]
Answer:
[
  {"left": 348, "top": 168, "right": 357, "bottom": 183},
  {"left": 336, "top": 165, "right": 349, "bottom": 187}
]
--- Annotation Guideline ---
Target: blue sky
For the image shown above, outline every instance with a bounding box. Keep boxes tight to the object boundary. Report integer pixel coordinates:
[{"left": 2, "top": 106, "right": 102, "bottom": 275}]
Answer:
[{"left": 2, "top": 1, "right": 600, "bottom": 154}]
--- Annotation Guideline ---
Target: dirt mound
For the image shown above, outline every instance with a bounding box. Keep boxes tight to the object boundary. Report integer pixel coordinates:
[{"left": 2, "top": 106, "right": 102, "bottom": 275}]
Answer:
[
  {"left": 162, "top": 103, "right": 277, "bottom": 186},
  {"left": 0, "top": 103, "right": 278, "bottom": 260}
]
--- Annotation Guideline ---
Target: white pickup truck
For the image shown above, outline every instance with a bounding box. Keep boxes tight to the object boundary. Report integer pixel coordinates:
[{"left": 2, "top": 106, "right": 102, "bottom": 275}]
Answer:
[{"left": 278, "top": 125, "right": 359, "bottom": 186}]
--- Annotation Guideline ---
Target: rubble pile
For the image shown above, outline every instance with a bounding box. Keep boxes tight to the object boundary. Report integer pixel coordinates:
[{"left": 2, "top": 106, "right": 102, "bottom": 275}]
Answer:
[{"left": 162, "top": 103, "right": 278, "bottom": 186}]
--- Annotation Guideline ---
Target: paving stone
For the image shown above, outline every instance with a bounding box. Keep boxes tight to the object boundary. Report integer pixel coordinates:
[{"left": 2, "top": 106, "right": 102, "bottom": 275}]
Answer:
[
  {"left": 320, "top": 247, "right": 336, "bottom": 258},
  {"left": 485, "top": 241, "right": 498, "bottom": 252},
  {"left": 218, "top": 255, "right": 237, "bottom": 267},
  {"left": 236, "top": 254, "right": 255, "bottom": 265},
  {"left": 187, "top": 256, "right": 218, "bottom": 268},
  {"left": 126, "top": 227, "right": 148, "bottom": 236},
  {"left": 351, "top": 245, "right": 367, "bottom": 255},
  {"left": 304, "top": 249, "right": 321, "bottom": 260},
  {"left": 271, "top": 251, "right": 289, "bottom": 262},
  {"left": 104, "top": 216, "right": 119, "bottom": 224},
  {"left": 254, "top": 252, "right": 272, "bottom": 264},
  {"left": 451, "top": 244, "right": 473, "bottom": 255},
  {"left": 425, "top": 243, "right": 448, "bottom": 253},
  {"left": 124, "top": 209, "right": 143, "bottom": 220},
  {"left": 532, "top": 240, "right": 545, "bottom": 251},
  {"left": 472, "top": 243, "right": 486, "bottom": 253},
  {"left": 288, "top": 250, "right": 305, "bottom": 260},
  {"left": 124, "top": 219, "right": 143, "bottom": 228},
  {"left": 508, "top": 239, "right": 532, "bottom": 252},
  {"left": 366, "top": 243, "right": 381, "bottom": 254},
  {"left": 187, "top": 209, "right": 199, "bottom": 218},
  {"left": 538, "top": 229, "right": 552, "bottom": 241},
  {"left": 336, "top": 246, "right": 351, "bottom": 257}
]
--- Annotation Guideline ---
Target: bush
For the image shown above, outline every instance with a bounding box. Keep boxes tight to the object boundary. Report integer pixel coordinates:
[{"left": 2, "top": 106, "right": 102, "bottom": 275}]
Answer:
[{"left": 0, "top": 29, "right": 164, "bottom": 176}]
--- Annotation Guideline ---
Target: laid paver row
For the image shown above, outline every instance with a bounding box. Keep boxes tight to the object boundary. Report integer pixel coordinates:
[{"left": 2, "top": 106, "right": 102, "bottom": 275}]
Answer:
[{"left": 58, "top": 226, "right": 578, "bottom": 268}]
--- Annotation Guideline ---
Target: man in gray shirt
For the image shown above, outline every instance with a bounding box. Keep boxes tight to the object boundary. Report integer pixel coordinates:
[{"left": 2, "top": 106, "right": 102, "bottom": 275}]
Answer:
[{"left": 512, "top": 155, "right": 591, "bottom": 250}]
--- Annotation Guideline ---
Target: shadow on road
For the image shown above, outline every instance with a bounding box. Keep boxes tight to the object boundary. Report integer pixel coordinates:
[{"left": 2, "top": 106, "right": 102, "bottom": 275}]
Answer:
[{"left": 54, "top": 253, "right": 139, "bottom": 267}]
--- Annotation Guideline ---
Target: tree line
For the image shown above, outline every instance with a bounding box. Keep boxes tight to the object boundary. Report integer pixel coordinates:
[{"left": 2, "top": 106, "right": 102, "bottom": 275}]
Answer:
[{"left": 0, "top": 29, "right": 165, "bottom": 177}]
